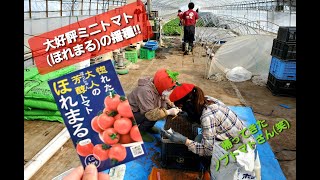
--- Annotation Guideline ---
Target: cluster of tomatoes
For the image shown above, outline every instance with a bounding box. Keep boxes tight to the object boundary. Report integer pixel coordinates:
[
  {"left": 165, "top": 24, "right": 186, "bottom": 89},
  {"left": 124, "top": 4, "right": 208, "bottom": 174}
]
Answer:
[{"left": 76, "top": 92, "right": 142, "bottom": 163}]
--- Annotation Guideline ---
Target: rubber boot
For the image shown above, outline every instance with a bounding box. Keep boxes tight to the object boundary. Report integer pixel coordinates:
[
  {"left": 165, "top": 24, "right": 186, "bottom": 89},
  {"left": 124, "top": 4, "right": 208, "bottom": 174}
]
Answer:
[
  {"left": 189, "top": 45, "right": 193, "bottom": 55},
  {"left": 182, "top": 42, "right": 185, "bottom": 51},
  {"left": 184, "top": 43, "right": 189, "bottom": 55}
]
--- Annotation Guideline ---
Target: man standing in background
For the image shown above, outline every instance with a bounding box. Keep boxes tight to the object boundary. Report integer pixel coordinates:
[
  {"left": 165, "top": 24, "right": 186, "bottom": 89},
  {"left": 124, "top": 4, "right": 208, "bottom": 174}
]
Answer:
[
  {"left": 182, "top": 2, "right": 199, "bottom": 55},
  {"left": 177, "top": 9, "right": 184, "bottom": 26}
]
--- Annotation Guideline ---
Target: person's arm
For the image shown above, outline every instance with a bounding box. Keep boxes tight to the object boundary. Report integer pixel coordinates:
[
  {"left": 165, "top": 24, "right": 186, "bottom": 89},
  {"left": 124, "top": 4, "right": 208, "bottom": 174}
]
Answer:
[
  {"left": 181, "top": 12, "right": 187, "bottom": 26},
  {"left": 134, "top": 89, "right": 165, "bottom": 121},
  {"left": 136, "top": 89, "right": 180, "bottom": 121},
  {"left": 145, "top": 106, "right": 180, "bottom": 121},
  {"left": 185, "top": 128, "right": 214, "bottom": 156},
  {"left": 161, "top": 99, "right": 175, "bottom": 109},
  {"left": 182, "top": 11, "right": 186, "bottom": 21},
  {"left": 186, "top": 113, "right": 215, "bottom": 156},
  {"left": 145, "top": 108, "right": 167, "bottom": 121},
  {"left": 135, "top": 89, "right": 158, "bottom": 113},
  {"left": 166, "top": 100, "right": 176, "bottom": 108},
  {"left": 195, "top": 12, "right": 199, "bottom": 25}
]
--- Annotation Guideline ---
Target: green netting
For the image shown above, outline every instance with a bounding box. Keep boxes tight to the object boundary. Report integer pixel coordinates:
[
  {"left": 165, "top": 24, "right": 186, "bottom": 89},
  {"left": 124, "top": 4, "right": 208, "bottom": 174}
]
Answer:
[
  {"left": 24, "top": 80, "right": 42, "bottom": 95},
  {"left": 24, "top": 109, "right": 61, "bottom": 116},
  {"left": 24, "top": 67, "right": 39, "bottom": 81},
  {"left": 25, "top": 81, "right": 55, "bottom": 101},
  {"left": 24, "top": 98, "right": 58, "bottom": 111},
  {"left": 24, "top": 65, "right": 77, "bottom": 122},
  {"left": 24, "top": 115, "right": 64, "bottom": 123},
  {"left": 31, "top": 65, "right": 76, "bottom": 82}
]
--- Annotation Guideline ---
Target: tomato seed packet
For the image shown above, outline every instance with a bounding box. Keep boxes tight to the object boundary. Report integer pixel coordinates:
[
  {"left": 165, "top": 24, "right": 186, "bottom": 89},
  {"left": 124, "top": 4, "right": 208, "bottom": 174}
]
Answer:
[{"left": 48, "top": 60, "right": 146, "bottom": 171}]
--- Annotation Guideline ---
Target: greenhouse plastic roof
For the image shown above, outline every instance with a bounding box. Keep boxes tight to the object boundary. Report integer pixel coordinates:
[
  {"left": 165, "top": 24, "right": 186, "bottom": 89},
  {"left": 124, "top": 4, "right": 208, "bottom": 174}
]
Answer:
[
  {"left": 149, "top": 0, "right": 295, "bottom": 10},
  {"left": 24, "top": 0, "right": 295, "bottom": 55}
]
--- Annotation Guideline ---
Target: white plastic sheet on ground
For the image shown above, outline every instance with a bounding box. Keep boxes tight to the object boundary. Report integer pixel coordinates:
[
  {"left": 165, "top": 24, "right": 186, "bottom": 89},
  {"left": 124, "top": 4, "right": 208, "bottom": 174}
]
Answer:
[
  {"left": 206, "top": 34, "right": 275, "bottom": 82},
  {"left": 226, "top": 66, "right": 252, "bottom": 82}
]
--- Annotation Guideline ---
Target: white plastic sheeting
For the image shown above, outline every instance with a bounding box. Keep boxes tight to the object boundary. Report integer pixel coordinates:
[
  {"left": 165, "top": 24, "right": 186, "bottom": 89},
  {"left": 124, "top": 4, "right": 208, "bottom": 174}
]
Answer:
[
  {"left": 195, "top": 27, "right": 237, "bottom": 44},
  {"left": 226, "top": 67, "right": 253, "bottom": 82},
  {"left": 24, "top": 16, "right": 91, "bottom": 54},
  {"left": 152, "top": 0, "right": 295, "bottom": 36},
  {"left": 206, "top": 34, "right": 276, "bottom": 80}
]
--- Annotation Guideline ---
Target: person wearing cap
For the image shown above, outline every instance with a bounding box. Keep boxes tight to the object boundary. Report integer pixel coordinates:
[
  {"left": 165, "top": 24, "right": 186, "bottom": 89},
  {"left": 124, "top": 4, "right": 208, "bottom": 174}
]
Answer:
[
  {"left": 127, "top": 69, "right": 181, "bottom": 142},
  {"left": 163, "top": 83, "right": 259, "bottom": 178}
]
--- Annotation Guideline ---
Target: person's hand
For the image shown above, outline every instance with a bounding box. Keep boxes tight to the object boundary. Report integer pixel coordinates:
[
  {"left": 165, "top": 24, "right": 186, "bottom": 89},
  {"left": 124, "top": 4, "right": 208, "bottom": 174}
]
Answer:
[
  {"left": 63, "top": 164, "right": 110, "bottom": 180},
  {"left": 161, "top": 128, "right": 187, "bottom": 144},
  {"left": 166, "top": 107, "right": 181, "bottom": 116}
]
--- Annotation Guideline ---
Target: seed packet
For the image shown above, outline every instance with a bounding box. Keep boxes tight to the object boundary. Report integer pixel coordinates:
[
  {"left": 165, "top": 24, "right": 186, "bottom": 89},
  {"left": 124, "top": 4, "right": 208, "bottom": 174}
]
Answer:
[{"left": 48, "top": 60, "right": 146, "bottom": 171}]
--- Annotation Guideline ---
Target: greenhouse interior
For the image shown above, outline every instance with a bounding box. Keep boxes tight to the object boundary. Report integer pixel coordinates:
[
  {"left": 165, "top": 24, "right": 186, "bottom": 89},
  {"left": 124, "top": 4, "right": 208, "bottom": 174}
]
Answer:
[{"left": 24, "top": 0, "right": 296, "bottom": 180}]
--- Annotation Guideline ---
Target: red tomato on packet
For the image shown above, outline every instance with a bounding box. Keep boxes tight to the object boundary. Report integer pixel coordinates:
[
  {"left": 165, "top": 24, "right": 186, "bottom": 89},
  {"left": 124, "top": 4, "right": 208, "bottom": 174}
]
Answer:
[
  {"left": 104, "top": 93, "right": 121, "bottom": 111},
  {"left": 91, "top": 116, "right": 103, "bottom": 133},
  {"left": 97, "top": 114, "right": 115, "bottom": 130},
  {"left": 114, "top": 117, "right": 132, "bottom": 135},
  {"left": 76, "top": 139, "right": 94, "bottom": 157},
  {"left": 77, "top": 92, "right": 144, "bottom": 167},
  {"left": 109, "top": 144, "right": 127, "bottom": 162},
  {"left": 93, "top": 144, "right": 109, "bottom": 161}
]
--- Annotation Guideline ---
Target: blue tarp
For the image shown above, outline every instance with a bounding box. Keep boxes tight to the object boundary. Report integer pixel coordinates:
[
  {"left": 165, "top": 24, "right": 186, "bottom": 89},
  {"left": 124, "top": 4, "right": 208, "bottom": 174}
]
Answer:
[
  {"left": 104, "top": 106, "right": 287, "bottom": 180},
  {"left": 228, "top": 106, "right": 286, "bottom": 180}
]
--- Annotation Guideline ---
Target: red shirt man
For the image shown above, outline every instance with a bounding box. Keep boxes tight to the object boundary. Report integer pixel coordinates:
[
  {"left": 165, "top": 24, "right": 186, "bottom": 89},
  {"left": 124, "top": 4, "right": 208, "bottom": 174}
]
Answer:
[
  {"left": 182, "top": 8, "right": 198, "bottom": 26},
  {"left": 182, "top": 2, "right": 199, "bottom": 54}
]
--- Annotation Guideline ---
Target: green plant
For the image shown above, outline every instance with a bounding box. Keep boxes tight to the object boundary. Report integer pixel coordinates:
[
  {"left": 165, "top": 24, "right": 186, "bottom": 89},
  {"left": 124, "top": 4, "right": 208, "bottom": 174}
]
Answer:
[{"left": 163, "top": 18, "right": 182, "bottom": 36}]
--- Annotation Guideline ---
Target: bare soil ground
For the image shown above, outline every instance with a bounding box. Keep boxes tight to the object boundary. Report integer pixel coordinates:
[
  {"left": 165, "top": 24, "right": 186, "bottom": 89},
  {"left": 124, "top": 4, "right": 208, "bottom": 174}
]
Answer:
[{"left": 24, "top": 36, "right": 296, "bottom": 180}]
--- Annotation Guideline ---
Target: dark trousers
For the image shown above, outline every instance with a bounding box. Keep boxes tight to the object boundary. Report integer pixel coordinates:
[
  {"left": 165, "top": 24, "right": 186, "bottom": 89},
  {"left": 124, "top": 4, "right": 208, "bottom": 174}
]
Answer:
[
  {"left": 183, "top": 25, "right": 196, "bottom": 48},
  {"left": 195, "top": 134, "right": 212, "bottom": 170},
  {"left": 199, "top": 156, "right": 212, "bottom": 171},
  {"left": 133, "top": 111, "right": 156, "bottom": 132}
]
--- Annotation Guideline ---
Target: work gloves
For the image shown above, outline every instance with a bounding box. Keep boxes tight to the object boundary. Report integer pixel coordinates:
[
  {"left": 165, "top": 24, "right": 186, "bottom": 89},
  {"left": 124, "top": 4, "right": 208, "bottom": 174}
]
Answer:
[
  {"left": 161, "top": 128, "right": 187, "bottom": 144},
  {"left": 166, "top": 107, "right": 181, "bottom": 116}
]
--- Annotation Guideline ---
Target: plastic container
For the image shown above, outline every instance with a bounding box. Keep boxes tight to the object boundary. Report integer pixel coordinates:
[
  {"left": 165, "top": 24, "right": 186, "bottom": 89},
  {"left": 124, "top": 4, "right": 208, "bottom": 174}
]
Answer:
[
  {"left": 271, "top": 39, "right": 296, "bottom": 61},
  {"left": 277, "top": 26, "right": 296, "bottom": 43},
  {"left": 160, "top": 116, "right": 201, "bottom": 171},
  {"left": 145, "top": 40, "right": 158, "bottom": 46},
  {"left": 160, "top": 138, "right": 201, "bottom": 171},
  {"left": 269, "top": 56, "right": 296, "bottom": 80},
  {"left": 124, "top": 50, "right": 138, "bottom": 63},
  {"left": 267, "top": 73, "right": 296, "bottom": 97},
  {"left": 143, "top": 40, "right": 158, "bottom": 51},
  {"left": 140, "top": 48, "right": 155, "bottom": 60}
]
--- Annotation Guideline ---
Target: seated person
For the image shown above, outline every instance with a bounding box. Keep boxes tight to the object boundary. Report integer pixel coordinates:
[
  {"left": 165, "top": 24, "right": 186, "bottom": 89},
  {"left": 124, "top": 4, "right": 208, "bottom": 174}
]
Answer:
[{"left": 163, "top": 83, "right": 260, "bottom": 179}]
